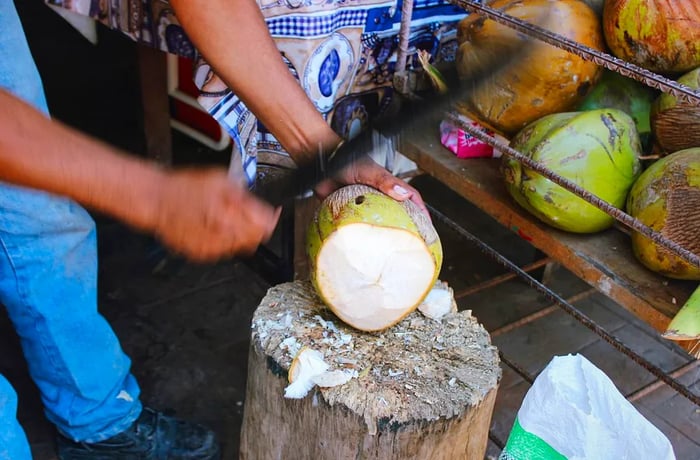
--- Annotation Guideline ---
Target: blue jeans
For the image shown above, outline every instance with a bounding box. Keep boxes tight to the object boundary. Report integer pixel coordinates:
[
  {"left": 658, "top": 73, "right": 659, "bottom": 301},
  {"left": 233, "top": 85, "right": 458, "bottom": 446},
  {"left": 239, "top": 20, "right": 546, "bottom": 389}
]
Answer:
[{"left": 0, "top": 3, "right": 141, "bottom": 458}]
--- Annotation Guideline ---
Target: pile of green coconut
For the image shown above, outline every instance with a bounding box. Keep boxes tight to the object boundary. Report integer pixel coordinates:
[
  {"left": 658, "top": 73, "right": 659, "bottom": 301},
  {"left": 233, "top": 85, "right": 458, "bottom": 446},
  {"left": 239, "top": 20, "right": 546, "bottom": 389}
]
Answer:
[{"left": 452, "top": 0, "right": 700, "bottom": 343}]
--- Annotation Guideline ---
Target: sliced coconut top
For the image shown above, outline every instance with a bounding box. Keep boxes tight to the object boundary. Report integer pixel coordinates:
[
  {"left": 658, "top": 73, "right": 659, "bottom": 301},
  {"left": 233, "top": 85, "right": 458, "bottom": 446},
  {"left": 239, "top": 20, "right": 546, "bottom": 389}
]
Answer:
[
  {"left": 285, "top": 347, "right": 329, "bottom": 399},
  {"left": 315, "top": 223, "right": 436, "bottom": 331},
  {"left": 321, "top": 184, "right": 438, "bottom": 246}
]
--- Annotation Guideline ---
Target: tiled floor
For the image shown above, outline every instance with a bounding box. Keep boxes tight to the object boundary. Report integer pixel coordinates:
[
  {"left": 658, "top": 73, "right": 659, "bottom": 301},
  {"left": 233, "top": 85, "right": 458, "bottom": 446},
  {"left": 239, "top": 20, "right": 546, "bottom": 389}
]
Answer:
[{"left": 4, "top": 2, "right": 699, "bottom": 458}]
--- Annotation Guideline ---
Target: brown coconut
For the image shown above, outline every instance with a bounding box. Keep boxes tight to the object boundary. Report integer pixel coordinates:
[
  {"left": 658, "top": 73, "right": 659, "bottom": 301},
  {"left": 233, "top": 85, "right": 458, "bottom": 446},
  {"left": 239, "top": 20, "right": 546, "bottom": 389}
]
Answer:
[
  {"left": 651, "top": 66, "right": 700, "bottom": 154},
  {"left": 455, "top": 0, "right": 604, "bottom": 135}
]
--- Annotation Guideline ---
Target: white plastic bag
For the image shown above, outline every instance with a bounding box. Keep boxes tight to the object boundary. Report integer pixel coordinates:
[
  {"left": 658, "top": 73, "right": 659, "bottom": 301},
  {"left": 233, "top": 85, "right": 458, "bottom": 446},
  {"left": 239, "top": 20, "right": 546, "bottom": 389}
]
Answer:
[{"left": 500, "top": 354, "right": 675, "bottom": 460}]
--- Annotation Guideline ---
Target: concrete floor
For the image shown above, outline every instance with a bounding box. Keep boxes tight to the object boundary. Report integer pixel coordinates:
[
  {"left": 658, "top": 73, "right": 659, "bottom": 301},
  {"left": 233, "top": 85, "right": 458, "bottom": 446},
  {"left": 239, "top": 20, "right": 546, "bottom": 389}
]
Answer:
[{"left": 3, "top": 2, "right": 700, "bottom": 458}]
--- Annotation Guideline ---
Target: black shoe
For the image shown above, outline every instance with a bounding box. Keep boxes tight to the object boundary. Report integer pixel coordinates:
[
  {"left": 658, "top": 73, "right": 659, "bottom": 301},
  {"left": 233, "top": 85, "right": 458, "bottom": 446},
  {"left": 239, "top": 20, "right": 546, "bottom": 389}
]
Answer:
[{"left": 56, "top": 407, "right": 221, "bottom": 459}]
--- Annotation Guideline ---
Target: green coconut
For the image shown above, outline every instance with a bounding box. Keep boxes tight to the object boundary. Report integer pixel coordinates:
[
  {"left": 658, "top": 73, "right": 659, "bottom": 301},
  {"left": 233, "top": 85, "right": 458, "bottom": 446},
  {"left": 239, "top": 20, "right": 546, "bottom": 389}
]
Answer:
[
  {"left": 651, "top": 66, "right": 700, "bottom": 154},
  {"left": 306, "top": 185, "right": 443, "bottom": 332},
  {"left": 626, "top": 148, "right": 700, "bottom": 280},
  {"left": 664, "top": 284, "right": 700, "bottom": 342},
  {"left": 503, "top": 109, "right": 642, "bottom": 233},
  {"left": 577, "top": 69, "right": 657, "bottom": 151}
]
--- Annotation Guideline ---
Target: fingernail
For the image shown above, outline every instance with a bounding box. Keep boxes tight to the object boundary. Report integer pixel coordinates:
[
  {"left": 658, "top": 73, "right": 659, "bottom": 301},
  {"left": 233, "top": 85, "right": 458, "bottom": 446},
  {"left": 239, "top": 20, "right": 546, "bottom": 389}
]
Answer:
[{"left": 393, "top": 185, "right": 410, "bottom": 196}]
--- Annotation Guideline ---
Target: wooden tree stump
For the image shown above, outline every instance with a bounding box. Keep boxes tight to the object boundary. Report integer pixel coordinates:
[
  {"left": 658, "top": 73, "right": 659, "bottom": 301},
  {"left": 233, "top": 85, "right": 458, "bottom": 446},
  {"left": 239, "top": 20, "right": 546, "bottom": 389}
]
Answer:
[{"left": 240, "top": 281, "right": 501, "bottom": 460}]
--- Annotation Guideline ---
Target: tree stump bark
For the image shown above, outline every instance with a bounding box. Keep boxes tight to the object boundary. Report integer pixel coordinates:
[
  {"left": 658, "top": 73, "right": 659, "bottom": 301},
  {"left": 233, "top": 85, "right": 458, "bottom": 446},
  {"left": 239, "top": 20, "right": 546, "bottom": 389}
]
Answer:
[{"left": 240, "top": 281, "right": 501, "bottom": 460}]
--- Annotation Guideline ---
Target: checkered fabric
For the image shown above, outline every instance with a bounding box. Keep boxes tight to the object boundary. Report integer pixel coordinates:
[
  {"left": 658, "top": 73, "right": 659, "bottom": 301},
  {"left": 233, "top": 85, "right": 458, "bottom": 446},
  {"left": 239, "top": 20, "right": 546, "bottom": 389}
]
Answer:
[
  {"left": 45, "top": 0, "right": 468, "bottom": 188},
  {"left": 268, "top": 9, "right": 369, "bottom": 38},
  {"left": 209, "top": 93, "right": 258, "bottom": 187}
]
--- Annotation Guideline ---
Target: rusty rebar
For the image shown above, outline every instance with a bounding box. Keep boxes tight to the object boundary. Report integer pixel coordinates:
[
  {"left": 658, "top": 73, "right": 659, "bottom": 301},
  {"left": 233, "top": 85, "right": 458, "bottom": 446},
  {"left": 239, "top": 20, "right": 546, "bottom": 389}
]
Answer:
[
  {"left": 451, "top": 0, "right": 700, "bottom": 105},
  {"left": 445, "top": 111, "right": 700, "bottom": 269},
  {"left": 454, "top": 257, "right": 552, "bottom": 299},
  {"left": 428, "top": 203, "right": 700, "bottom": 406}
]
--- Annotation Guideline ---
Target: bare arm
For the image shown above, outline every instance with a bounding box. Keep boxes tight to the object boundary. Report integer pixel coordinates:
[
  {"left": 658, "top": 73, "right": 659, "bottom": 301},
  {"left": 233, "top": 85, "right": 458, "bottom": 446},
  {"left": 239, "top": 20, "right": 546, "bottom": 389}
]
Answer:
[
  {"left": 170, "top": 0, "right": 342, "bottom": 162},
  {"left": 0, "top": 89, "right": 279, "bottom": 261},
  {"left": 169, "top": 0, "right": 428, "bottom": 212},
  {"left": 0, "top": 89, "right": 164, "bottom": 230}
]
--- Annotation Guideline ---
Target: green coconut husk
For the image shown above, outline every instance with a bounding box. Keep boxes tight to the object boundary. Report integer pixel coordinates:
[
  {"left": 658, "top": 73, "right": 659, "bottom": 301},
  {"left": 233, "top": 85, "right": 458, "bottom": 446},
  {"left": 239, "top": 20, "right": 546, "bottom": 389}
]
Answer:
[
  {"left": 663, "top": 285, "right": 700, "bottom": 342},
  {"left": 626, "top": 148, "right": 700, "bottom": 280},
  {"left": 503, "top": 108, "right": 642, "bottom": 233},
  {"left": 577, "top": 69, "right": 658, "bottom": 152}
]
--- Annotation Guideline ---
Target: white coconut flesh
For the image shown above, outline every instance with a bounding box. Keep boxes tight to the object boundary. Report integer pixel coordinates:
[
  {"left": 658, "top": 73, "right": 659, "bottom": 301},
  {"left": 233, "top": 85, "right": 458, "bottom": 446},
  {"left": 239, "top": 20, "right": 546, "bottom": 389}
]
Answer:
[
  {"left": 285, "top": 347, "right": 357, "bottom": 399},
  {"left": 315, "top": 222, "right": 436, "bottom": 331},
  {"left": 418, "top": 284, "right": 456, "bottom": 320}
]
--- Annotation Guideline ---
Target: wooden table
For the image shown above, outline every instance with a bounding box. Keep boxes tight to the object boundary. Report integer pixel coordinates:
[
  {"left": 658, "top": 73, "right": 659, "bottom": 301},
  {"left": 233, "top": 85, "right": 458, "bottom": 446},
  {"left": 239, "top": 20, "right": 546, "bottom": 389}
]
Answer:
[{"left": 399, "top": 123, "right": 696, "bottom": 334}]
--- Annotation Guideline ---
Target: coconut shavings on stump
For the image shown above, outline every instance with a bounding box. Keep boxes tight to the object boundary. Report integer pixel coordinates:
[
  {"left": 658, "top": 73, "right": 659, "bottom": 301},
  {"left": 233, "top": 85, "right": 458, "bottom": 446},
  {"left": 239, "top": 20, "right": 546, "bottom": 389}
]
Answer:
[{"left": 240, "top": 280, "right": 501, "bottom": 460}]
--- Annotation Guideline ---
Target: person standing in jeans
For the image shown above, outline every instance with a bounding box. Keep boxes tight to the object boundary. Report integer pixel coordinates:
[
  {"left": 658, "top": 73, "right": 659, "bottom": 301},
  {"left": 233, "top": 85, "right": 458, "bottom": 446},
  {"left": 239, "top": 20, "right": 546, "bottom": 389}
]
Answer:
[{"left": 0, "top": 0, "right": 425, "bottom": 458}]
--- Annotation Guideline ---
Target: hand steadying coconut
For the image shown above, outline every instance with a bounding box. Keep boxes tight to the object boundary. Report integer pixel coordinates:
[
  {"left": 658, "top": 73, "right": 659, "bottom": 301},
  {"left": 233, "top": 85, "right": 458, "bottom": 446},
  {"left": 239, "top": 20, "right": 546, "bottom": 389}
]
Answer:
[
  {"left": 307, "top": 185, "right": 443, "bottom": 331},
  {"left": 313, "top": 155, "right": 429, "bottom": 219}
]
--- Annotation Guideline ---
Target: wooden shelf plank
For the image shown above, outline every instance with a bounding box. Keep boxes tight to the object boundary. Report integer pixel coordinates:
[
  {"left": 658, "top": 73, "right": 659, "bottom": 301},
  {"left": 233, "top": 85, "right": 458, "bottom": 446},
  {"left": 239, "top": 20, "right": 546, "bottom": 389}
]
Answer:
[{"left": 399, "top": 124, "right": 696, "bottom": 333}]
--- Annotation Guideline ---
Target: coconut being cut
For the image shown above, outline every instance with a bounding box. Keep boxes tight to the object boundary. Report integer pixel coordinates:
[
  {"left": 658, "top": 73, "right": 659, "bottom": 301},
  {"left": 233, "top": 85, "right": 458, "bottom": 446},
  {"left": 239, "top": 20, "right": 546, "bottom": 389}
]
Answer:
[{"left": 306, "top": 184, "right": 443, "bottom": 331}]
